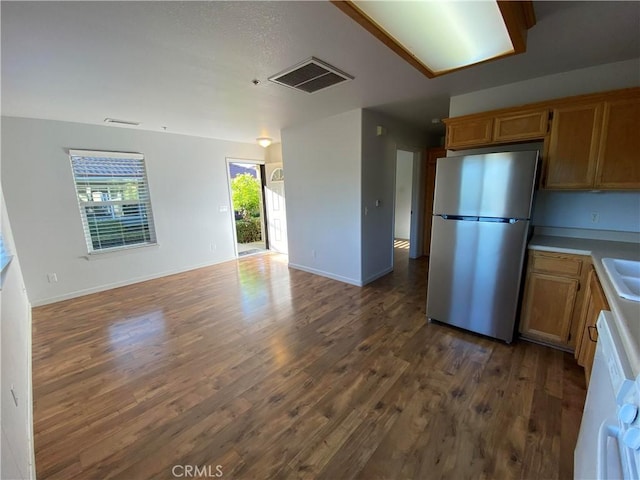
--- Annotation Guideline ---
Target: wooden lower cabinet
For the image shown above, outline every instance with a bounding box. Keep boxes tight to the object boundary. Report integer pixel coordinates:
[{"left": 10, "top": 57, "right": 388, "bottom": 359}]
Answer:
[
  {"left": 574, "top": 267, "right": 609, "bottom": 385},
  {"left": 519, "top": 250, "right": 589, "bottom": 349}
]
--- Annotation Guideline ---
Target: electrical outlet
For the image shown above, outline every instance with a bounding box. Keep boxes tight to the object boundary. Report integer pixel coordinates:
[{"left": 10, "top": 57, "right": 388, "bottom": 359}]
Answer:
[
  {"left": 47, "top": 273, "right": 58, "bottom": 283},
  {"left": 312, "top": 249, "right": 317, "bottom": 259},
  {"left": 591, "top": 212, "right": 600, "bottom": 224},
  {"left": 210, "top": 243, "right": 217, "bottom": 252}
]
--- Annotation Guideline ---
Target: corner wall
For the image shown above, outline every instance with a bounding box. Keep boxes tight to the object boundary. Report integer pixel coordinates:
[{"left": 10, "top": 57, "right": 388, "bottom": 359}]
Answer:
[
  {"left": 1, "top": 188, "right": 35, "bottom": 480},
  {"left": 281, "top": 109, "right": 362, "bottom": 285}
]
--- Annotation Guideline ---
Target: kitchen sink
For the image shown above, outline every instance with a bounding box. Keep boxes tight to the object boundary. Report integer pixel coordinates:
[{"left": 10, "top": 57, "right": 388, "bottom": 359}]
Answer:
[{"left": 602, "top": 258, "right": 640, "bottom": 302}]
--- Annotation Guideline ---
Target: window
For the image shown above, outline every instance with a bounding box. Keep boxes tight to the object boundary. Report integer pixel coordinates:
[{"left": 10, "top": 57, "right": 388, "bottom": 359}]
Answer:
[
  {"left": 270, "top": 167, "right": 284, "bottom": 182},
  {"left": 69, "top": 150, "right": 157, "bottom": 253}
]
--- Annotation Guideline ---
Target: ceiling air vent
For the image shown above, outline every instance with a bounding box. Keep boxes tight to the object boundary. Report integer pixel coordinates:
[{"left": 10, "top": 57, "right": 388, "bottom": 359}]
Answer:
[{"left": 269, "top": 57, "right": 354, "bottom": 94}]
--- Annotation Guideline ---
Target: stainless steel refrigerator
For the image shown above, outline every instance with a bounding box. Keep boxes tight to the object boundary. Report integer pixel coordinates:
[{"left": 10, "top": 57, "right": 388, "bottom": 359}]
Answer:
[{"left": 426, "top": 151, "right": 539, "bottom": 343}]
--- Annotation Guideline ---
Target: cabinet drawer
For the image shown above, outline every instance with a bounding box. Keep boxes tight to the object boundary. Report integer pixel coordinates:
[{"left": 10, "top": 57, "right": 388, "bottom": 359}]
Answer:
[{"left": 530, "top": 252, "right": 583, "bottom": 277}]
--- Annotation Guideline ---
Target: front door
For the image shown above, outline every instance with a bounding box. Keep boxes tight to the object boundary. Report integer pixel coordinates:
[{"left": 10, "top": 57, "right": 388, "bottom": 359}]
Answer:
[{"left": 264, "top": 163, "right": 288, "bottom": 254}]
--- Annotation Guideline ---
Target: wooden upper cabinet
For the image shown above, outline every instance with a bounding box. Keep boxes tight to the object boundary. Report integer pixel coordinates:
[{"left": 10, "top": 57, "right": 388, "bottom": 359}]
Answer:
[
  {"left": 445, "top": 109, "right": 548, "bottom": 149},
  {"left": 493, "top": 109, "right": 549, "bottom": 143},
  {"left": 595, "top": 96, "right": 640, "bottom": 189},
  {"left": 545, "top": 91, "right": 640, "bottom": 190},
  {"left": 544, "top": 103, "right": 602, "bottom": 189},
  {"left": 443, "top": 87, "right": 639, "bottom": 191},
  {"left": 445, "top": 117, "right": 493, "bottom": 149}
]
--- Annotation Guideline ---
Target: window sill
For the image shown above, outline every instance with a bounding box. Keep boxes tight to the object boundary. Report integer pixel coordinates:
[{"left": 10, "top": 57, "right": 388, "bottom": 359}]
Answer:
[{"left": 83, "top": 243, "right": 160, "bottom": 261}]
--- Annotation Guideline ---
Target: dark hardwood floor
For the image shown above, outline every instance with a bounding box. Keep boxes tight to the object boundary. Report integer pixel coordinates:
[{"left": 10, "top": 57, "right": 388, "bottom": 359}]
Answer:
[{"left": 32, "top": 248, "right": 586, "bottom": 479}]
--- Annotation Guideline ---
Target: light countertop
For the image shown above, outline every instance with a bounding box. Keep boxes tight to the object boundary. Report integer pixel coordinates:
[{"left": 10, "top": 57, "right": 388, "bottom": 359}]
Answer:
[{"left": 529, "top": 235, "right": 640, "bottom": 376}]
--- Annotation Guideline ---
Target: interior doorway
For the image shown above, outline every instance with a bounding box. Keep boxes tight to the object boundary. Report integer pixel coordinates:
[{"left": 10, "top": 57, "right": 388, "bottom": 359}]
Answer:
[
  {"left": 393, "top": 149, "right": 422, "bottom": 259},
  {"left": 226, "top": 159, "right": 268, "bottom": 257}
]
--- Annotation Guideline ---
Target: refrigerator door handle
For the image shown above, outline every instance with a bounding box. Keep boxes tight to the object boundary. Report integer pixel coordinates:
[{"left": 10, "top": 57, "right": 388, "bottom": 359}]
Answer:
[
  {"left": 440, "top": 214, "right": 480, "bottom": 221},
  {"left": 439, "top": 215, "right": 524, "bottom": 224},
  {"left": 476, "top": 218, "right": 522, "bottom": 223}
]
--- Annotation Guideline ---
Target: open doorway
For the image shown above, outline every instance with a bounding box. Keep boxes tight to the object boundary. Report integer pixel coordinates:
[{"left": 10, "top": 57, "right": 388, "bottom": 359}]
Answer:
[
  {"left": 227, "top": 159, "right": 268, "bottom": 257},
  {"left": 393, "top": 148, "right": 422, "bottom": 260}
]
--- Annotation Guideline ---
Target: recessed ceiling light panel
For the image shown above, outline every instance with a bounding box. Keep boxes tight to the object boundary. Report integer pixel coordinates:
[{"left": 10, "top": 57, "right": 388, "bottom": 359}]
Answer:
[
  {"left": 333, "top": 0, "right": 535, "bottom": 78},
  {"left": 352, "top": 1, "right": 513, "bottom": 74}
]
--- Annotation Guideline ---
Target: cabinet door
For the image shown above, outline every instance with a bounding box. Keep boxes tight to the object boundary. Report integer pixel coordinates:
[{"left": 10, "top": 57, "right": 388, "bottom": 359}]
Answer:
[
  {"left": 576, "top": 268, "right": 609, "bottom": 385},
  {"left": 445, "top": 117, "right": 493, "bottom": 149},
  {"left": 594, "top": 96, "right": 640, "bottom": 189},
  {"left": 544, "top": 103, "right": 602, "bottom": 189},
  {"left": 519, "top": 271, "right": 579, "bottom": 345},
  {"left": 493, "top": 109, "right": 548, "bottom": 143}
]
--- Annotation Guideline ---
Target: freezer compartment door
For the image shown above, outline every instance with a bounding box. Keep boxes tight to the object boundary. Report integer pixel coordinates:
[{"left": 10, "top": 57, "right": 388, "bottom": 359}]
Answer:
[
  {"left": 433, "top": 151, "right": 538, "bottom": 219},
  {"left": 426, "top": 216, "right": 530, "bottom": 342}
]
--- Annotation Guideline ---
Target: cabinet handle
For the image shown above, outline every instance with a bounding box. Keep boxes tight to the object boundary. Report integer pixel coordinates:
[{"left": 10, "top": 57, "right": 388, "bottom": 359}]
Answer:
[{"left": 588, "top": 325, "right": 598, "bottom": 342}]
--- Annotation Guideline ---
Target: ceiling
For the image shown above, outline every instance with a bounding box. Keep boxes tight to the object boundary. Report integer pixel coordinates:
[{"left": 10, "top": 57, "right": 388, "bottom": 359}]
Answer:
[{"left": 2, "top": 1, "right": 639, "bottom": 144}]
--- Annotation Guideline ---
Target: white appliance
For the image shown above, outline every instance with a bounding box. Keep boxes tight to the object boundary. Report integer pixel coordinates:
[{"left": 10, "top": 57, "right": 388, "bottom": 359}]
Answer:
[{"left": 575, "top": 311, "right": 640, "bottom": 479}]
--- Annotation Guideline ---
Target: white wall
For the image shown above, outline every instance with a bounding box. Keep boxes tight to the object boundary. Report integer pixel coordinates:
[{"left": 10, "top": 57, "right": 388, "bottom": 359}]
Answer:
[
  {"left": 394, "top": 151, "right": 413, "bottom": 239},
  {"left": 449, "top": 58, "right": 640, "bottom": 117},
  {"left": 282, "top": 109, "right": 362, "bottom": 285},
  {"left": 448, "top": 59, "right": 640, "bottom": 235},
  {"left": 1, "top": 189, "right": 35, "bottom": 480},
  {"left": 265, "top": 142, "right": 283, "bottom": 164},
  {"left": 533, "top": 191, "right": 640, "bottom": 232},
  {"left": 1, "top": 117, "right": 264, "bottom": 306}
]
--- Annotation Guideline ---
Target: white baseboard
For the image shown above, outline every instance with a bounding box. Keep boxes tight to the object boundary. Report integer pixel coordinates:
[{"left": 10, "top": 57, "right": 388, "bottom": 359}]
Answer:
[
  {"left": 31, "top": 257, "right": 236, "bottom": 307},
  {"left": 362, "top": 266, "right": 393, "bottom": 285},
  {"left": 287, "top": 262, "right": 363, "bottom": 287}
]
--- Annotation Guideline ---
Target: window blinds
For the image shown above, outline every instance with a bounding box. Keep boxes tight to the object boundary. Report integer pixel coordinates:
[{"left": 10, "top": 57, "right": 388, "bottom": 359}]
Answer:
[{"left": 69, "top": 150, "right": 157, "bottom": 253}]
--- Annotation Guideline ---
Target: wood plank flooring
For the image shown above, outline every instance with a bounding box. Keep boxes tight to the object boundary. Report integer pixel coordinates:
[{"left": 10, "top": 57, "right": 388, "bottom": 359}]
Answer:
[{"left": 32, "top": 249, "right": 587, "bottom": 479}]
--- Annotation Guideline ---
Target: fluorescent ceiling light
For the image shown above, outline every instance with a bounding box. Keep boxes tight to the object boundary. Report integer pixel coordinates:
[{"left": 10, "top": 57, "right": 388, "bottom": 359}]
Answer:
[{"left": 333, "top": 1, "right": 535, "bottom": 78}]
